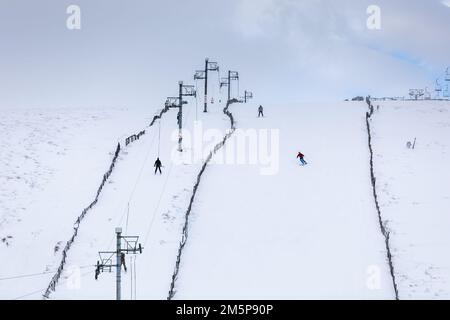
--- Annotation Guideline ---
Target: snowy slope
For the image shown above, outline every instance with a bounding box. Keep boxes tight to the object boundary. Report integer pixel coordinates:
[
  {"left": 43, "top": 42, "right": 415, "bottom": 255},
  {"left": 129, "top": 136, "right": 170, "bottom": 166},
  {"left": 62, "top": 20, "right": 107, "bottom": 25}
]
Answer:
[
  {"left": 48, "top": 98, "right": 231, "bottom": 299},
  {"left": 172, "top": 102, "right": 395, "bottom": 299},
  {"left": 3, "top": 99, "right": 449, "bottom": 300},
  {"left": 371, "top": 100, "right": 450, "bottom": 299},
  {"left": 0, "top": 107, "right": 156, "bottom": 299}
]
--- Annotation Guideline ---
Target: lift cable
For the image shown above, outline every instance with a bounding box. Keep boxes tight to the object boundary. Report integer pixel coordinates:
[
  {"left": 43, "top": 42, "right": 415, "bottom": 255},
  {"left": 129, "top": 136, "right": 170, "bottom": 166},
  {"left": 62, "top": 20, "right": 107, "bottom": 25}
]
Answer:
[
  {"left": 0, "top": 264, "right": 95, "bottom": 282},
  {"left": 158, "top": 118, "right": 162, "bottom": 157},
  {"left": 106, "top": 123, "right": 161, "bottom": 251},
  {"left": 143, "top": 161, "right": 174, "bottom": 247},
  {"left": 11, "top": 269, "right": 95, "bottom": 300},
  {"left": 125, "top": 202, "right": 130, "bottom": 234},
  {"left": 129, "top": 256, "right": 133, "bottom": 300},
  {"left": 142, "top": 91, "right": 195, "bottom": 247},
  {"left": 133, "top": 256, "right": 137, "bottom": 300},
  {"left": 195, "top": 79, "right": 199, "bottom": 121},
  {"left": 237, "top": 77, "right": 240, "bottom": 98}
]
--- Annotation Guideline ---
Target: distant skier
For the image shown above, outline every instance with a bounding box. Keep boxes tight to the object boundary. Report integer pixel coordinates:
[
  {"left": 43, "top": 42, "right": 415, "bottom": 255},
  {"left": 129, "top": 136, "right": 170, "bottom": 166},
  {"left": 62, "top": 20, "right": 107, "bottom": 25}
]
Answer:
[
  {"left": 297, "top": 151, "right": 307, "bottom": 166},
  {"left": 258, "top": 105, "right": 264, "bottom": 117},
  {"left": 154, "top": 157, "right": 163, "bottom": 175}
]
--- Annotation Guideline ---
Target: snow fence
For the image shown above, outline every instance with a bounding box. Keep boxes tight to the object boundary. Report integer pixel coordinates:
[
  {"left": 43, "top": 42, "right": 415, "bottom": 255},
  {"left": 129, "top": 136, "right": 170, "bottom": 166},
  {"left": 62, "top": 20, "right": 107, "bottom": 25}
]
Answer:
[
  {"left": 43, "top": 143, "right": 121, "bottom": 298},
  {"left": 167, "top": 98, "right": 239, "bottom": 300},
  {"left": 43, "top": 105, "right": 172, "bottom": 299},
  {"left": 365, "top": 99, "right": 400, "bottom": 300}
]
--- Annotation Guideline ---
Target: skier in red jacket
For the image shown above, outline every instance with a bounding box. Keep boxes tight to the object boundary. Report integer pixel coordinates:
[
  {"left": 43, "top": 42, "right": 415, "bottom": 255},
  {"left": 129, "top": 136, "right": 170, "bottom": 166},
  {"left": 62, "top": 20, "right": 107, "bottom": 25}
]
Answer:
[{"left": 297, "top": 151, "right": 307, "bottom": 165}]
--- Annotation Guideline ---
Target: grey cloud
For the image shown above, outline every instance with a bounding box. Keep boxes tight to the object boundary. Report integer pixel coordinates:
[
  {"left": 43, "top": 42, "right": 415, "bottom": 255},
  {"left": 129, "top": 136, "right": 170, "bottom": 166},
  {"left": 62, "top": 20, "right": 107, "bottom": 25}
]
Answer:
[{"left": 0, "top": 0, "right": 448, "bottom": 109}]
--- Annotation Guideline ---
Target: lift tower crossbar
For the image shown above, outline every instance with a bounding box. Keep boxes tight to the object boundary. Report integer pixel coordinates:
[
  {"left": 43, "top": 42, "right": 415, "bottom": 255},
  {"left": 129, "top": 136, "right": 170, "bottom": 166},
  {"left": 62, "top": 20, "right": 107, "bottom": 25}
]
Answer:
[
  {"left": 244, "top": 90, "right": 253, "bottom": 103},
  {"left": 95, "top": 228, "right": 143, "bottom": 300},
  {"left": 177, "top": 81, "right": 196, "bottom": 152},
  {"left": 194, "top": 58, "right": 219, "bottom": 113}
]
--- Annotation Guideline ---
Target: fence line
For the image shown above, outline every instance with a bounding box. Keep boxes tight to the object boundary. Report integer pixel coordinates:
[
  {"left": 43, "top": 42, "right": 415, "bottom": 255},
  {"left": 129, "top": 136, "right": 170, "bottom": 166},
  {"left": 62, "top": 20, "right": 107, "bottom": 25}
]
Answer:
[
  {"left": 149, "top": 105, "right": 171, "bottom": 127},
  {"left": 42, "top": 105, "right": 171, "bottom": 299},
  {"left": 365, "top": 98, "right": 400, "bottom": 300},
  {"left": 167, "top": 98, "right": 239, "bottom": 300},
  {"left": 125, "top": 130, "right": 145, "bottom": 146},
  {"left": 43, "top": 143, "right": 120, "bottom": 298}
]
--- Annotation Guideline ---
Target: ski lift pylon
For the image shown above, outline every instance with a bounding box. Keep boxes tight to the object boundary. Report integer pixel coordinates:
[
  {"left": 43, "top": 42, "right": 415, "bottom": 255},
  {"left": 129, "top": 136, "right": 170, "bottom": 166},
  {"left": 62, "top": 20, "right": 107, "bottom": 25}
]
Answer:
[
  {"left": 424, "top": 87, "right": 431, "bottom": 100},
  {"left": 435, "top": 78, "right": 442, "bottom": 99},
  {"left": 443, "top": 85, "right": 449, "bottom": 98}
]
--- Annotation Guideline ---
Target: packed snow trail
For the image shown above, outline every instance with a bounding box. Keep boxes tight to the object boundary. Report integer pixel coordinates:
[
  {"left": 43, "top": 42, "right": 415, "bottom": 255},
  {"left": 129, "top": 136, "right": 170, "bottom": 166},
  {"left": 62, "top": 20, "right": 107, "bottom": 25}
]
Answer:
[
  {"left": 48, "top": 99, "right": 230, "bottom": 299},
  {"left": 371, "top": 100, "right": 450, "bottom": 299},
  {"left": 173, "top": 102, "right": 394, "bottom": 299}
]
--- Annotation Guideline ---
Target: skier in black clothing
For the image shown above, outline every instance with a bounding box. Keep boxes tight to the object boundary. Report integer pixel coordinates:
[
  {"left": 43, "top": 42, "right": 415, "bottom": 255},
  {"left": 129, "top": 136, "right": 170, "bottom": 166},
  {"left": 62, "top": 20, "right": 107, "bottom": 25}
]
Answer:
[
  {"left": 154, "top": 157, "right": 162, "bottom": 175},
  {"left": 258, "top": 105, "right": 264, "bottom": 117},
  {"left": 120, "top": 252, "right": 127, "bottom": 272}
]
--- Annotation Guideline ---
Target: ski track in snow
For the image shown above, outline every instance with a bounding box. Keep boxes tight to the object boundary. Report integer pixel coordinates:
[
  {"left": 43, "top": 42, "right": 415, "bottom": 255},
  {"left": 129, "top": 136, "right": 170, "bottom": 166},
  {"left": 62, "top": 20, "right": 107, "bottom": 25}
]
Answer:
[{"left": 173, "top": 102, "right": 394, "bottom": 299}]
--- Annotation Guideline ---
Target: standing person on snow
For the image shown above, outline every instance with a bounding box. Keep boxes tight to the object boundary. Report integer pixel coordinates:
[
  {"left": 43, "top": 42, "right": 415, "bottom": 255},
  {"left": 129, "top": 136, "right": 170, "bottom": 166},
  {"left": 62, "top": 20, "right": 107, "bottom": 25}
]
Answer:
[
  {"left": 154, "top": 157, "right": 163, "bottom": 175},
  {"left": 258, "top": 105, "right": 264, "bottom": 117},
  {"left": 297, "top": 151, "right": 307, "bottom": 166}
]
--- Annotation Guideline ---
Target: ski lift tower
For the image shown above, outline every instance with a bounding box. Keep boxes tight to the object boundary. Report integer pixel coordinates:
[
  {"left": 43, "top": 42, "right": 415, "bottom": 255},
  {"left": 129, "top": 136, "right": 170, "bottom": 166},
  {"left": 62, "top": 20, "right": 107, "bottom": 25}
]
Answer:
[
  {"left": 165, "top": 97, "right": 180, "bottom": 109},
  {"left": 220, "top": 71, "right": 239, "bottom": 102},
  {"left": 445, "top": 67, "right": 450, "bottom": 99},
  {"left": 443, "top": 85, "right": 450, "bottom": 99},
  {"left": 424, "top": 87, "right": 431, "bottom": 100},
  {"left": 194, "top": 58, "right": 219, "bottom": 113},
  {"left": 435, "top": 78, "right": 442, "bottom": 99},
  {"left": 416, "top": 89, "right": 425, "bottom": 100},
  {"left": 95, "top": 228, "right": 143, "bottom": 300},
  {"left": 177, "top": 81, "right": 196, "bottom": 152},
  {"left": 244, "top": 90, "right": 253, "bottom": 103}
]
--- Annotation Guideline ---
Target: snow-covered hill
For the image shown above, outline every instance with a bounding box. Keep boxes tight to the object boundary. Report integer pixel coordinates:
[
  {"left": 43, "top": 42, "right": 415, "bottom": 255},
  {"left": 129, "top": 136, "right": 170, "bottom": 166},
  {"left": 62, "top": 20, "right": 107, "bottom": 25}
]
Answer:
[
  {"left": 0, "top": 106, "right": 156, "bottom": 299},
  {"left": 172, "top": 102, "right": 394, "bottom": 299},
  {"left": 1, "top": 100, "right": 449, "bottom": 300},
  {"left": 371, "top": 100, "right": 450, "bottom": 299},
  {"left": 50, "top": 98, "right": 232, "bottom": 299}
]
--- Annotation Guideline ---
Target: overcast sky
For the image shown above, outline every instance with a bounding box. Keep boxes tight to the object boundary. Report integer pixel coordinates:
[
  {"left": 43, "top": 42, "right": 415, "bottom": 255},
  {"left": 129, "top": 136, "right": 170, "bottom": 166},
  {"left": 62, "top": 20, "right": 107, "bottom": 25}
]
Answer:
[{"left": 0, "top": 0, "right": 449, "bottom": 109}]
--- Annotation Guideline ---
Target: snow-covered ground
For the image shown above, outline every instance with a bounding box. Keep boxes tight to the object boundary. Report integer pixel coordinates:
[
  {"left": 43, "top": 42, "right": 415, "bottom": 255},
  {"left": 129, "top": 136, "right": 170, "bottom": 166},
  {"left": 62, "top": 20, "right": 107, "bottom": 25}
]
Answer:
[
  {"left": 2, "top": 99, "right": 450, "bottom": 300},
  {"left": 47, "top": 97, "right": 231, "bottom": 299},
  {"left": 0, "top": 106, "right": 155, "bottom": 299},
  {"left": 173, "top": 102, "right": 394, "bottom": 299},
  {"left": 371, "top": 100, "right": 450, "bottom": 299}
]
